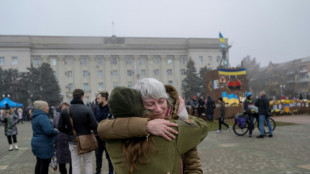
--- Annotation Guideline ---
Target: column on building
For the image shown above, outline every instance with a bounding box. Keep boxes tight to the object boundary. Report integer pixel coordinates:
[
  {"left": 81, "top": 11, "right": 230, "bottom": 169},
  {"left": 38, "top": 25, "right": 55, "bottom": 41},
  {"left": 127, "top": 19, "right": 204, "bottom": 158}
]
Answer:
[
  {"left": 89, "top": 55, "right": 97, "bottom": 102},
  {"left": 119, "top": 55, "right": 126, "bottom": 87},
  {"left": 104, "top": 55, "right": 112, "bottom": 91}
]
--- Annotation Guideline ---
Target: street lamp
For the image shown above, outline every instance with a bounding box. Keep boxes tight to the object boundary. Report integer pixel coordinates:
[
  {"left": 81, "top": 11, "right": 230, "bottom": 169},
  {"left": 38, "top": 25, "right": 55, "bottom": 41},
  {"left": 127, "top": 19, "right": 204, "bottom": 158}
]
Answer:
[
  {"left": 2, "top": 94, "right": 10, "bottom": 98},
  {"left": 280, "top": 85, "right": 285, "bottom": 97}
]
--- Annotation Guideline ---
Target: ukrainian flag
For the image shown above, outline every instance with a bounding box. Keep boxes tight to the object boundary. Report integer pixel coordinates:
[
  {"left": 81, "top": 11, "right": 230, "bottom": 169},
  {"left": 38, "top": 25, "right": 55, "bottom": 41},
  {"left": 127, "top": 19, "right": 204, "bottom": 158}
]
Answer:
[
  {"left": 219, "top": 32, "right": 225, "bottom": 43},
  {"left": 218, "top": 68, "right": 246, "bottom": 76},
  {"left": 222, "top": 92, "right": 239, "bottom": 105}
]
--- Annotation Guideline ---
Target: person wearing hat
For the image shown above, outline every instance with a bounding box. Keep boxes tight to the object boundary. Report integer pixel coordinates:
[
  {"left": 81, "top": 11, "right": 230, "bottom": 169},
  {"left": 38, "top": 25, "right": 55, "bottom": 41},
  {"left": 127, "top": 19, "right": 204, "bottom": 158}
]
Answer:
[
  {"left": 190, "top": 95, "right": 198, "bottom": 116},
  {"left": 31, "top": 100, "right": 58, "bottom": 174},
  {"left": 216, "top": 97, "right": 231, "bottom": 133},
  {"left": 244, "top": 92, "right": 255, "bottom": 137},
  {"left": 53, "top": 102, "right": 72, "bottom": 174},
  {"left": 1, "top": 104, "right": 19, "bottom": 151},
  {"left": 99, "top": 86, "right": 208, "bottom": 174}
]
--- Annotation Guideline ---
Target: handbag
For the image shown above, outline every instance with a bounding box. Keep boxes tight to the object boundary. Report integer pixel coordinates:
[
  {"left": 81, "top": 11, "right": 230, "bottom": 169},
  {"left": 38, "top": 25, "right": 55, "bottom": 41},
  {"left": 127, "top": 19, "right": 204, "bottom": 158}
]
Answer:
[{"left": 67, "top": 107, "right": 98, "bottom": 155}]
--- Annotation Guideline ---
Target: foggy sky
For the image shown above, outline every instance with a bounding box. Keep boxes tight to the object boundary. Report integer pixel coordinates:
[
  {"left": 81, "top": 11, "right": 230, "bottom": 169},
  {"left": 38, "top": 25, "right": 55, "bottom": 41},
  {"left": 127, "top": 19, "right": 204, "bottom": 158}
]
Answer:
[{"left": 1, "top": 0, "right": 309, "bottom": 67}]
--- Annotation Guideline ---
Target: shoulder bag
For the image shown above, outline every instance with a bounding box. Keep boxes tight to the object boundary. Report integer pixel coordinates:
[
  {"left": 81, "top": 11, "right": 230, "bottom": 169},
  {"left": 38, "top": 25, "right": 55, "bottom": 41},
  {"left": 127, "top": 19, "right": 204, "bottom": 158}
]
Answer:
[{"left": 67, "top": 107, "right": 98, "bottom": 155}]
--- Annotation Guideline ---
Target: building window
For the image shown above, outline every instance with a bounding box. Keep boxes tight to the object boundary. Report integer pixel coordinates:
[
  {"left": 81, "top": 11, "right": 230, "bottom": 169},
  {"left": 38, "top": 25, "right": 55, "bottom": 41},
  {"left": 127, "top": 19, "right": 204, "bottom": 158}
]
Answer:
[
  {"left": 128, "top": 82, "right": 132, "bottom": 88},
  {"left": 199, "top": 56, "right": 204, "bottom": 63},
  {"left": 153, "top": 56, "right": 160, "bottom": 64},
  {"left": 33, "top": 58, "right": 40, "bottom": 66},
  {"left": 112, "top": 57, "right": 118, "bottom": 65},
  {"left": 66, "top": 71, "right": 73, "bottom": 78},
  {"left": 139, "top": 56, "right": 147, "bottom": 65},
  {"left": 112, "top": 70, "right": 118, "bottom": 77},
  {"left": 50, "top": 58, "right": 57, "bottom": 66},
  {"left": 98, "top": 70, "right": 103, "bottom": 78},
  {"left": 53, "top": 71, "right": 57, "bottom": 77},
  {"left": 66, "top": 57, "right": 73, "bottom": 65},
  {"left": 154, "top": 69, "right": 159, "bottom": 76},
  {"left": 83, "top": 70, "right": 89, "bottom": 78},
  {"left": 68, "top": 83, "right": 74, "bottom": 92},
  {"left": 167, "top": 56, "right": 173, "bottom": 64},
  {"left": 80, "top": 57, "right": 88, "bottom": 66},
  {"left": 0, "top": 57, "right": 5, "bottom": 66},
  {"left": 97, "top": 57, "right": 103, "bottom": 65},
  {"left": 127, "top": 70, "right": 133, "bottom": 77},
  {"left": 180, "top": 56, "right": 186, "bottom": 64},
  {"left": 83, "top": 83, "right": 89, "bottom": 91},
  {"left": 113, "top": 82, "right": 118, "bottom": 88},
  {"left": 167, "top": 69, "right": 172, "bottom": 76},
  {"left": 208, "top": 56, "right": 212, "bottom": 62},
  {"left": 168, "top": 80, "right": 173, "bottom": 85},
  {"left": 125, "top": 56, "right": 132, "bottom": 65},
  {"left": 12, "top": 57, "right": 18, "bottom": 65},
  {"left": 98, "top": 82, "right": 104, "bottom": 90},
  {"left": 180, "top": 69, "right": 186, "bottom": 75},
  {"left": 141, "top": 69, "right": 146, "bottom": 77}
]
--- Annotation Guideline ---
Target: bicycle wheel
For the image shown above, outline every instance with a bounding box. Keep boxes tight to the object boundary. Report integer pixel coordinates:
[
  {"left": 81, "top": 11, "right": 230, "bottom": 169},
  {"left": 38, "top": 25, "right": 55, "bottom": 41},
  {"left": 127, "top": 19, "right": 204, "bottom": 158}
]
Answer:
[{"left": 233, "top": 121, "right": 249, "bottom": 136}]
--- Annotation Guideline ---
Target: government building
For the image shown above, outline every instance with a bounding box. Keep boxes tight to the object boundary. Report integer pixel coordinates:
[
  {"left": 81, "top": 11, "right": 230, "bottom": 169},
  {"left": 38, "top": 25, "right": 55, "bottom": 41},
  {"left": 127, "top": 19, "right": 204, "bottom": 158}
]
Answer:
[{"left": 0, "top": 35, "right": 228, "bottom": 103}]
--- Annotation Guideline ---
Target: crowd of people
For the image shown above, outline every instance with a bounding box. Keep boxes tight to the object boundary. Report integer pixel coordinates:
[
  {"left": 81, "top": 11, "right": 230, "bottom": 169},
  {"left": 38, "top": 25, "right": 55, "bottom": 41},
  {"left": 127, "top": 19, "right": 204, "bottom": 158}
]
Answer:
[{"left": 1, "top": 77, "right": 277, "bottom": 174}]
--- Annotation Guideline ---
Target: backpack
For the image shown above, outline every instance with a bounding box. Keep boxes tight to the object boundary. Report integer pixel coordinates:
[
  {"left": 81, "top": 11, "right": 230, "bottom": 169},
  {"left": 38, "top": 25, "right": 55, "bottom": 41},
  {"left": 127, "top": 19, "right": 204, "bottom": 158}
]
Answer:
[{"left": 235, "top": 113, "right": 247, "bottom": 129}]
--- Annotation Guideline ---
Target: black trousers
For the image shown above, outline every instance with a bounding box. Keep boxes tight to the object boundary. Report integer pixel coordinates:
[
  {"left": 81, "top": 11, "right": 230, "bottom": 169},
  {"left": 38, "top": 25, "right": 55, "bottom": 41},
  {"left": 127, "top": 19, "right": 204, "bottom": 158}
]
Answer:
[
  {"left": 59, "top": 163, "right": 72, "bottom": 174},
  {"left": 7, "top": 135, "right": 17, "bottom": 144},
  {"left": 95, "top": 136, "right": 114, "bottom": 173},
  {"left": 35, "top": 157, "right": 51, "bottom": 174},
  {"left": 219, "top": 118, "right": 230, "bottom": 130}
]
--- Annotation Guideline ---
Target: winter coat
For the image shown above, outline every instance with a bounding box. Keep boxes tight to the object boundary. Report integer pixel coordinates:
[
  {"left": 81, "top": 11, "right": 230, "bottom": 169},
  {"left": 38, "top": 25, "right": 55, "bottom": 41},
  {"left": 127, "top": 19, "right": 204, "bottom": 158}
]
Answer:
[
  {"left": 206, "top": 97, "right": 216, "bottom": 114},
  {"left": 244, "top": 98, "right": 254, "bottom": 114},
  {"left": 53, "top": 112, "right": 71, "bottom": 164},
  {"left": 2, "top": 113, "right": 18, "bottom": 136},
  {"left": 107, "top": 116, "right": 208, "bottom": 174},
  {"left": 218, "top": 102, "right": 225, "bottom": 119},
  {"left": 31, "top": 109, "right": 58, "bottom": 159},
  {"left": 255, "top": 95, "right": 270, "bottom": 116},
  {"left": 58, "top": 99, "right": 97, "bottom": 144},
  {"left": 97, "top": 85, "right": 205, "bottom": 174}
]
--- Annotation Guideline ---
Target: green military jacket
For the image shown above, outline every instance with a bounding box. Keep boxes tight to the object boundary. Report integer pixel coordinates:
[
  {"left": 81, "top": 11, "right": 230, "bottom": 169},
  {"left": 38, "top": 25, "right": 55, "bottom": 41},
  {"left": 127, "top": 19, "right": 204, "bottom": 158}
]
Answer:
[{"left": 106, "top": 116, "right": 208, "bottom": 174}]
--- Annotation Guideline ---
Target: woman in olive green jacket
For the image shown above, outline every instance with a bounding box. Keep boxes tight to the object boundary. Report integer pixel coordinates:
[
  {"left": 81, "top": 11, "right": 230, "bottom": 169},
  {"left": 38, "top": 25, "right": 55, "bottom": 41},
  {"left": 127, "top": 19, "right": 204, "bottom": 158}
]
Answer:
[{"left": 103, "top": 86, "right": 208, "bottom": 174}]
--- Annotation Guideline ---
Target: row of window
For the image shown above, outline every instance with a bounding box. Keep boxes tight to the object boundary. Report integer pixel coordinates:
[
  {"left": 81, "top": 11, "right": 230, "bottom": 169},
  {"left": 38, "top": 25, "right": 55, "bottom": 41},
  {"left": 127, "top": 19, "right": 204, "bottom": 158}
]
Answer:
[
  {"left": 66, "top": 80, "right": 174, "bottom": 92},
  {"left": 0, "top": 57, "right": 18, "bottom": 66},
  {"left": 32, "top": 55, "right": 187, "bottom": 67},
  {"left": 64, "top": 69, "right": 185, "bottom": 78}
]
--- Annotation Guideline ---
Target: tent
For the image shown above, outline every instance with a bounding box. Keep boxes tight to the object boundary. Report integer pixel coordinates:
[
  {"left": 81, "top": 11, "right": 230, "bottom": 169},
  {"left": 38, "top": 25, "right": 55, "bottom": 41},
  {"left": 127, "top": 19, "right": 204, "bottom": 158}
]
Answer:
[{"left": 0, "top": 97, "right": 23, "bottom": 109}]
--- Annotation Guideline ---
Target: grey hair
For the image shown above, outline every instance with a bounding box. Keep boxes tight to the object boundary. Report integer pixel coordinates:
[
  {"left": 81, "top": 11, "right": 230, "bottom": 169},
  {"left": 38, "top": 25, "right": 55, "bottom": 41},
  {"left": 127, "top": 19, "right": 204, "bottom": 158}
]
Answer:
[
  {"left": 260, "top": 91, "right": 266, "bottom": 96},
  {"left": 134, "top": 78, "right": 169, "bottom": 100}
]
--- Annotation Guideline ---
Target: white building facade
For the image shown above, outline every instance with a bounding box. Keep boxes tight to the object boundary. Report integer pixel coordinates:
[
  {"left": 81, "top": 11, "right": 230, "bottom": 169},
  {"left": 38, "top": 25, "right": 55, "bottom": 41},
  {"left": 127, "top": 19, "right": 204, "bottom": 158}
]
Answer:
[{"left": 0, "top": 35, "right": 228, "bottom": 103}]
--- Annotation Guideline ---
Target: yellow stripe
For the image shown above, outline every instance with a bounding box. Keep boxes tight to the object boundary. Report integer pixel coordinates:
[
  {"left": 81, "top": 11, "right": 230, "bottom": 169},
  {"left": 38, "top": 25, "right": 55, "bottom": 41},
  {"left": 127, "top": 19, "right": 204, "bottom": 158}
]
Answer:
[
  {"left": 219, "top": 38, "right": 225, "bottom": 43},
  {"left": 218, "top": 71, "right": 246, "bottom": 76}
]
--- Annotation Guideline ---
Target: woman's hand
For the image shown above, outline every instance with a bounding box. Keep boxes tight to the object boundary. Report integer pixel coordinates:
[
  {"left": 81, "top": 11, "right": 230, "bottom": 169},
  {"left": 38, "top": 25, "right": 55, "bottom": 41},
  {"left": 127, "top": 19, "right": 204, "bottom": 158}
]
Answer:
[{"left": 146, "top": 119, "right": 178, "bottom": 141}]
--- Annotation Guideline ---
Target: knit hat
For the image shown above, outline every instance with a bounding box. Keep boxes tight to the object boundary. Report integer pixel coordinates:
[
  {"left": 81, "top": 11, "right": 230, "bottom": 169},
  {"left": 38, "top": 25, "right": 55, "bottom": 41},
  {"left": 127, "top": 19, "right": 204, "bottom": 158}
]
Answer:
[
  {"left": 108, "top": 86, "right": 145, "bottom": 118},
  {"left": 33, "top": 100, "right": 48, "bottom": 110}
]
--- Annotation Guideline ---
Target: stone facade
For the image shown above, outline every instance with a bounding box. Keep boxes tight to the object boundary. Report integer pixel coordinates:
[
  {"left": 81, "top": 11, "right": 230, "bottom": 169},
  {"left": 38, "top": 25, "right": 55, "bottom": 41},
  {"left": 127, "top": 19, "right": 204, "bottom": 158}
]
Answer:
[{"left": 0, "top": 35, "right": 228, "bottom": 103}]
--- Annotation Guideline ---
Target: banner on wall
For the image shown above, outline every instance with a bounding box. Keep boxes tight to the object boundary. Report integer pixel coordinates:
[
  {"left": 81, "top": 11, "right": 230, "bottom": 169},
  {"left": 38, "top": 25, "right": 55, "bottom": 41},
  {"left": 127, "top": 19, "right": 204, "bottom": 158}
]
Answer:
[{"left": 218, "top": 68, "right": 246, "bottom": 76}]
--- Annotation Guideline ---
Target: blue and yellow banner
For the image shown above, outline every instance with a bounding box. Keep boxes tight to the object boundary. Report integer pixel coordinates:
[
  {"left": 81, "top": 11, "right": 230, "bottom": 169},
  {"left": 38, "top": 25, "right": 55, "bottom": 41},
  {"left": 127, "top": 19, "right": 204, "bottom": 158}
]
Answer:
[
  {"left": 219, "top": 32, "right": 227, "bottom": 48},
  {"left": 222, "top": 91, "right": 239, "bottom": 105},
  {"left": 218, "top": 68, "right": 246, "bottom": 76}
]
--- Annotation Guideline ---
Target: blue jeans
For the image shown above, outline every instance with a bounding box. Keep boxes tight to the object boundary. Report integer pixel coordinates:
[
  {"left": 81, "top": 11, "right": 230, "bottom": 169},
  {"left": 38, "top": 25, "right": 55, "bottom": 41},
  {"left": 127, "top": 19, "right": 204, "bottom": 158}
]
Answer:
[
  {"left": 208, "top": 114, "right": 214, "bottom": 121},
  {"left": 258, "top": 114, "right": 273, "bottom": 135}
]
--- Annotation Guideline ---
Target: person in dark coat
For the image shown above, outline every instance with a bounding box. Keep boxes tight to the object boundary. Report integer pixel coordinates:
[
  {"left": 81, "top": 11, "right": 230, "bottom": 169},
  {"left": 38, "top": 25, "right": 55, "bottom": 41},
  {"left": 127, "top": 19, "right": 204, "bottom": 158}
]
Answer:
[
  {"left": 206, "top": 96, "right": 216, "bottom": 122},
  {"left": 31, "top": 100, "right": 58, "bottom": 174},
  {"left": 255, "top": 91, "right": 273, "bottom": 138},
  {"left": 191, "top": 96, "right": 198, "bottom": 115},
  {"left": 93, "top": 91, "right": 114, "bottom": 174},
  {"left": 2, "top": 104, "right": 19, "bottom": 151},
  {"left": 53, "top": 102, "right": 72, "bottom": 174},
  {"left": 197, "top": 96, "right": 205, "bottom": 117}
]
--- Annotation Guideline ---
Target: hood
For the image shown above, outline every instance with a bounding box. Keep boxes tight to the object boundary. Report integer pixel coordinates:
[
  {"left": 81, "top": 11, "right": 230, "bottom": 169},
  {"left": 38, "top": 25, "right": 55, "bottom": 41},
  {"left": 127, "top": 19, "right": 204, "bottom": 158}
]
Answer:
[
  {"left": 164, "top": 85, "right": 180, "bottom": 119},
  {"left": 31, "top": 109, "right": 47, "bottom": 119}
]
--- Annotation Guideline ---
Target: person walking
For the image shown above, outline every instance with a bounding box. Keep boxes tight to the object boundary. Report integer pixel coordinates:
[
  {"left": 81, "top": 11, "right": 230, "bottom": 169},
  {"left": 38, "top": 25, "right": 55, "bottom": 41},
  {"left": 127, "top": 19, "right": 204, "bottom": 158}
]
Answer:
[
  {"left": 216, "top": 97, "right": 231, "bottom": 133},
  {"left": 53, "top": 102, "right": 72, "bottom": 174},
  {"left": 206, "top": 96, "right": 216, "bottom": 122},
  {"left": 17, "top": 108, "right": 23, "bottom": 124},
  {"left": 93, "top": 91, "right": 114, "bottom": 174},
  {"left": 255, "top": 91, "right": 273, "bottom": 138},
  {"left": 58, "top": 89, "right": 97, "bottom": 174},
  {"left": 2, "top": 104, "right": 19, "bottom": 151},
  {"left": 197, "top": 95, "right": 205, "bottom": 117},
  {"left": 31, "top": 100, "right": 59, "bottom": 174}
]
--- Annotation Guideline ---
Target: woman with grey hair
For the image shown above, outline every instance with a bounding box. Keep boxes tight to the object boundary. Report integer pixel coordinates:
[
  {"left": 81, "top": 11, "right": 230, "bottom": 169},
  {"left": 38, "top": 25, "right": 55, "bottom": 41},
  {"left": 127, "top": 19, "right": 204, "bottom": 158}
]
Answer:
[
  {"left": 98, "top": 78, "right": 204, "bottom": 173},
  {"left": 31, "top": 100, "right": 58, "bottom": 174}
]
